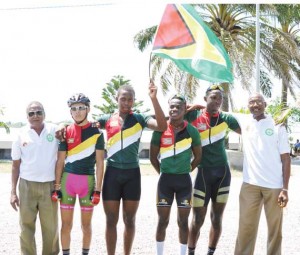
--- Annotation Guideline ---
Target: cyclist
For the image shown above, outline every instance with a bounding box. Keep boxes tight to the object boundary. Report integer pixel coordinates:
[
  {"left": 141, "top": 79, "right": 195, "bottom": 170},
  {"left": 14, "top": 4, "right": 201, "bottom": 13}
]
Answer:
[
  {"left": 52, "top": 93, "right": 105, "bottom": 255},
  {"left": 186, "top": 84, "right": 241, "bottom": 255},
  {"left": 150, "top": 94, "right": 201, "bottom": 255}
]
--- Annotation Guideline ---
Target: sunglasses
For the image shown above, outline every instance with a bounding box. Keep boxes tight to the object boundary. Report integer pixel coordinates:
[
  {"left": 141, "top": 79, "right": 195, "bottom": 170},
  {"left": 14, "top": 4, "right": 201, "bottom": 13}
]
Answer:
[
  {"left": 28, "top": 110, "right": 43, "bottom": 117},
  {"left": 206, "top": 84, "right": 224, "bottom": 92},
  {"left": 70, "top": 106, "right": 88, "bottom": 112}
]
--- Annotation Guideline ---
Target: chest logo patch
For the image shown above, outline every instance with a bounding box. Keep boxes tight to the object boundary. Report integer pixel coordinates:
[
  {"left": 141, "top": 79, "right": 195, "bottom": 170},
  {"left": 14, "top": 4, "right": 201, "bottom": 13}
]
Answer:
[
  {"left": 265, "top": 128, "right": 274, "bottom": 136},
  {"left": 162, "top": 138, "right": 173, "bottom": 145},
  {"left": 68, "top": 138, "right": 75, "bottom": 143},
  {"left": 47, "top": 134, "right": 54, "bottom": 142},
  {"left": 110, "top": 120, "right": 119, "bottom": 127},
  {"left": 197, "top": 123, "right": 207, "bottom": 131}
]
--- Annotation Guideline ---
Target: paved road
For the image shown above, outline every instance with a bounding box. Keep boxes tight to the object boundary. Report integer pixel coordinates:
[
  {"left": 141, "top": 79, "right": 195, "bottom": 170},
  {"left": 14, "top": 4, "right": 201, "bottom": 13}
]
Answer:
[{"left": 1, "top": 165, "right": 299, "bottom": 254}]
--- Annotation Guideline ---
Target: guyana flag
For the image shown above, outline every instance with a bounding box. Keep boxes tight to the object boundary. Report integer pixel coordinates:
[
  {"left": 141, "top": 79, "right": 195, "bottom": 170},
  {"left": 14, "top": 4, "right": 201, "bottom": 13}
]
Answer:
[{"left": 152, "top": 4, "right": 233, "bottom": 83}]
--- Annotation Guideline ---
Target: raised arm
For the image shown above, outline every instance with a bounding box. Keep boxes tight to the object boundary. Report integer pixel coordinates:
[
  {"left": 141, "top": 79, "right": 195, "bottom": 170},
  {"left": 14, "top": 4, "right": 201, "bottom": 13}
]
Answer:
[{"left": 146, "top": 80, "right": 167, "bottom": 132}]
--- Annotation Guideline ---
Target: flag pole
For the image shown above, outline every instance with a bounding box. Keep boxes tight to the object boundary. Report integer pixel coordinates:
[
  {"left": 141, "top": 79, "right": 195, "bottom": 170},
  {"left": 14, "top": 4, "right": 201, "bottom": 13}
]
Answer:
[
  {"left": 256, "top": 4, "right": 260, "bottom": 92},
  {"left": 149, "top": 52, "right": 152, "bottom": 81}
]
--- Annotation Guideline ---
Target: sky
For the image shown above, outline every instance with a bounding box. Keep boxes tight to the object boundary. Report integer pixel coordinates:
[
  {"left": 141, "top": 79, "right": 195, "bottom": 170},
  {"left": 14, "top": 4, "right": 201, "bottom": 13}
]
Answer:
[
  {"left": 0, "top": 1, "right": 170, "bottom": 123},
  {"left": 0, "top": 0, "right": 297, "bottom": 124}
]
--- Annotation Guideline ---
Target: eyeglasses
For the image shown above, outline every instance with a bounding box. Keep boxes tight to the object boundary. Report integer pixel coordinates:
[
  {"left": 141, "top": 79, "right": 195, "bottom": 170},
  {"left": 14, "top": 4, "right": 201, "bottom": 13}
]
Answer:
[
  {"left": 28, "top": 110, "right": 43, "bottom": 117},
  {"left": 248, "top": 100, "right": 265, "bottom": 106},
  {"left": 70, "top": 106, "right": 88, "bottom": 112},
  {"left": 206, "top": 84, "right": 224, "bottom": 92}
]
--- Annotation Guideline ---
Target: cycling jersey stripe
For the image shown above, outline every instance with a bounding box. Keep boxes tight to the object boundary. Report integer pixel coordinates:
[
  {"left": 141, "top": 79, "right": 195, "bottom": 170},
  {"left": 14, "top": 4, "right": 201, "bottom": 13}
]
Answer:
[
  {"left": 68, "top": 134, "right": 100, "bottom": 156},
  {"left": 66, "top": 145, "right": 96, "bottom": 163},
  {"left": 201, "top": 123, "right": 227, "bottom": 146},
  {"left": 200, "top": 122, "right": 228, "bottom": 140},
  {"left": 107, "top": 127, "right": 142, "bottom": 158},
  {"left": 160, "top": 140, "right": 192, "bottom": 160}
]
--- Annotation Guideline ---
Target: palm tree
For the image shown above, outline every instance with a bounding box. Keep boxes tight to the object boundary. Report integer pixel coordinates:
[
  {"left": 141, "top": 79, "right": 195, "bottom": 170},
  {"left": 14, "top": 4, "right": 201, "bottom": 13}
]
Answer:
[
  {"left": 134, "top": 4, "right": 257, "bottom": 111},
  {"left": 260, "top": 4, "right": 300, "bottom": 107}
]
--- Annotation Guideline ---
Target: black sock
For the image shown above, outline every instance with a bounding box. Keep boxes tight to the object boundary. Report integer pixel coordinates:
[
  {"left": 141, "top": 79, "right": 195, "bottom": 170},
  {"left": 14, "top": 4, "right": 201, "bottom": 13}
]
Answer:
[
  {"left": 188, "top": 247, "right": 195, "bottom": 255},
  {"left": 207, "top": 247, "right": 216, "bottom": 255},
  {"left": 82, "top": 248, "right": 89, "bottom": 255},
  {"left": 62, "top": 249, "right": 70, "bottom": 255}
]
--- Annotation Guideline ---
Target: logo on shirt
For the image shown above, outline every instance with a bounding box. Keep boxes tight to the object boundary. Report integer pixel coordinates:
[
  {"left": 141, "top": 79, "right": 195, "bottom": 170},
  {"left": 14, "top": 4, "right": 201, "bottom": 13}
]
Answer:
[
  {"left": 47, "top": 134, "right": 54, "bottom": 142},
  {"left": 197, "top": 123, "right": 207, "bottom": 131},
  {"left": 265, "top": 128, "right": 274, "bottom": 136},
  {"left": 110, "top": 120, "right": 119, "bottom": 127},
  {"left": 68, "top": 138, "right": 75, "bottom": 143},
  {"left": 162, "top": 138, "right": 173, "bottom": 145}
]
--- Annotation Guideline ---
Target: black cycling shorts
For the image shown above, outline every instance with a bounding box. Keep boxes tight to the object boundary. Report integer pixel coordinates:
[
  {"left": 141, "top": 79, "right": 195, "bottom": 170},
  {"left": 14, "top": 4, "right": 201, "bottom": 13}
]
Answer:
[
  {"left": 192, "top": 165, "right": 231, "bottom": 207},
  {"left": 102, "top": 166, "right": 141, "bottom": 201},
  {"left": 157, "top": 173, "right": 192, "bottom": 208}
]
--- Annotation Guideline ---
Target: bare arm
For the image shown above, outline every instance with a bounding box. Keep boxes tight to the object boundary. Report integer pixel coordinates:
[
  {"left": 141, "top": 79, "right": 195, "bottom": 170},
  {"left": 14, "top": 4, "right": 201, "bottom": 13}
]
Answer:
[
  {"left": 186, "top": 104, "right": 205, "bottom": 112},
  {"left": 95, "top": 149, "right": 105, "bottom": 191},
  {"left": 191, "top": 145, "right": 202, "bottom": 171},
  {"left": 150, "top": 144, "right": 160, "bottom": 174},
  {"left": 146, "top": 80, "right": 167, "bottom": 132},
  {"left": 234, "top": 127, "right": 242, "bottom": 135},
  {"left": 10, "top": 160, "right": 21, "bottom": 211},
  {"left": 54, "top": 151, "right": 66, "bottom": 186},
  {"left": 278, "top": 153, "right": 291, "bottom": 208}
]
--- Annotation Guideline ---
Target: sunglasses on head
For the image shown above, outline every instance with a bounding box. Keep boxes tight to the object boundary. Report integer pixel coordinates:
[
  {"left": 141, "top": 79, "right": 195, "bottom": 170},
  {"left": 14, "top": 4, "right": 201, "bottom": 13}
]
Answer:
[
  {"left": 70, "top": 105, "right": 88, "bottom": 112},
  {"left": 28, "top": 110, "right": 43, "bottom": 117},
  {"left": 169, "top": 94, "right": 186, "bottom": 103},
  {"left": 206, "top": 84, "right": 224, "bottom": 92}
]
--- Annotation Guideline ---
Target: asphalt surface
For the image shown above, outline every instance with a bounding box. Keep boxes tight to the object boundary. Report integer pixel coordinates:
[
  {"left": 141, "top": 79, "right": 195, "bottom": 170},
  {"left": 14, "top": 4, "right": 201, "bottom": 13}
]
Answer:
[{"left": 1, "top": 163, "right": 299, "bottom": 254}]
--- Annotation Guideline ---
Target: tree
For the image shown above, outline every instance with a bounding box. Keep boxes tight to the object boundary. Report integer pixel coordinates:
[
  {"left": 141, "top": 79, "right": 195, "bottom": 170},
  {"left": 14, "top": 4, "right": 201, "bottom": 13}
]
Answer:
[
  {"left": 260, "top": 4, "right": 300, "bottom": 107},
  {"left": 92, "top": 75, "right": 150, "bottom": 119},
  {"left": 134, "top": 4, "right": 258, "bottom": 111},
  {"left": 0, "top": 107, "right": 10, "bottom": 133}
]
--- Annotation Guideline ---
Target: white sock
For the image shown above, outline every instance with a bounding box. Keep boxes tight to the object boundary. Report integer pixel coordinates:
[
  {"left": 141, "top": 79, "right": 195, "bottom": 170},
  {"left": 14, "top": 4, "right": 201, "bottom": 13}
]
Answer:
[
  {"left": 180, "top": 243, "right": 187, "bottom": 255},
  {"left": 156, "top": 241, "right": 164, "bottom": 255}
]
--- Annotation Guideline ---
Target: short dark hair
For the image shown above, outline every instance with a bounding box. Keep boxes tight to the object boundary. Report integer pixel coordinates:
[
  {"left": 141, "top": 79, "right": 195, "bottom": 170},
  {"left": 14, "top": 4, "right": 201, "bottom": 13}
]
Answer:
[
  {"left": 206, "top": 84, "right": 224, "bottom": 96},
  {"left": 168, "top": 94, "right": 186, "bottom": 103},
  {"left": 117, "top": 85, "right": 135, "bottom": 98}
]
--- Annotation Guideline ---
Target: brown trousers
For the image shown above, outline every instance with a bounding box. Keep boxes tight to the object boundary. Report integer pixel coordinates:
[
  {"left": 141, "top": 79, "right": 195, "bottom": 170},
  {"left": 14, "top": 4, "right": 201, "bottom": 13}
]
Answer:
[{"left": 234, "top": 182, "right": 283, "bottom": 255}]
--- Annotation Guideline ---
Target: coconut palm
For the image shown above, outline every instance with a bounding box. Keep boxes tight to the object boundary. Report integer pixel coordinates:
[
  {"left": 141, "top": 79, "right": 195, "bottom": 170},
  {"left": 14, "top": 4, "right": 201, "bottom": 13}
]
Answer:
[
  {"left": 260, "top": 4, "right": 300, "bottom": 107},
  {"left": 134, "top": 4, "right": 257, "bottom": 111}
]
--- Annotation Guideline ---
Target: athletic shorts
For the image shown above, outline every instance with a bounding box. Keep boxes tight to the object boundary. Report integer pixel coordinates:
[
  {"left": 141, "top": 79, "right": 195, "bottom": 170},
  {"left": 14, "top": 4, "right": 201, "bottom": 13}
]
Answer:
[
  {"left": 192, "top": 165, "right": 231, "bottom": 207},
  {"left": 157, "top": 173, "right": 192, "bottom": 208},
  {"left": 102, "top": 166, "right": 141, "bottom": 201},
  {"left": 60, "top": 172, "right": 95, "bottom": 212}
]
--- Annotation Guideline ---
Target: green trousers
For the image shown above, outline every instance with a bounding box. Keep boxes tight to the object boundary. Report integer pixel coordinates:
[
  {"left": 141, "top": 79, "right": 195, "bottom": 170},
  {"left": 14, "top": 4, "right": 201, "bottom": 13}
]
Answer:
[{"left": 19, "top": 178, "right": 59, "bottom": 255}]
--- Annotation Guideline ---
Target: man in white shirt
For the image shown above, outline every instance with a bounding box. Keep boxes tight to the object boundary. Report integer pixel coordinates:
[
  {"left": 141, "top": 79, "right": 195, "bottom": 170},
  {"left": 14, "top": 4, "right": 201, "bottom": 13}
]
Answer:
[
  {"left": 234, "top": 93, "right": 291, "bottom": 255},
  {"left": 10, "top": 101, "right": 59, "bottom": 255}
]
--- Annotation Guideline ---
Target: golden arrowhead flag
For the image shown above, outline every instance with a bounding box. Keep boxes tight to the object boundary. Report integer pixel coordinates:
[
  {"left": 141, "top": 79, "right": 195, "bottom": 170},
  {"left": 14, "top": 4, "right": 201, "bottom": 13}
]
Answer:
[{"left": 152, "top": 4, "right": 233, "bottom": 83}]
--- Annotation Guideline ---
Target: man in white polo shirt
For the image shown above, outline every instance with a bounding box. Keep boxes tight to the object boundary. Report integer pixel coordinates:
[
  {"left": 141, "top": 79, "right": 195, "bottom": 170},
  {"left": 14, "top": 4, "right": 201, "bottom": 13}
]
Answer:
[
  {"left": 234, "top": 93, "right": 291, "bottom": 255},
  {"left": 10, "top": 101, "right": 59, "bottom": 255}
]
